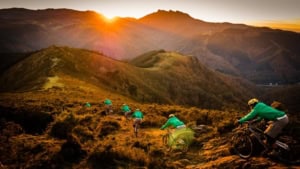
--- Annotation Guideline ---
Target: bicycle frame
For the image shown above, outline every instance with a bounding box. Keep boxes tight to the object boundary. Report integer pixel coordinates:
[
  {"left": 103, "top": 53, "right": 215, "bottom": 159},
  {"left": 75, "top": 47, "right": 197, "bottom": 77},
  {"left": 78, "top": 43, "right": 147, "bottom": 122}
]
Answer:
[
  {"left": 247, "top": 122, "right": 290, "bottom": 151},
  {"left": 247, "top": 124, "right": 269, "bottom": 150},
  {"left": 275, "top": 140, "right": 290, "bottom": 151},
  {"left": 133, "top": 118, "right": 142, "bottom": 137},
  {"left": 134, "top": 123, "right": 139, "bottom": 137},
  {"left": 233, "top": 121, "right": 300, "bottom": 164},
  {"left": 162, "top": 128, "right": 190, "bottom": 152},
  {"left": 162, "top": 129, "right": 173, "bottom": 146}
]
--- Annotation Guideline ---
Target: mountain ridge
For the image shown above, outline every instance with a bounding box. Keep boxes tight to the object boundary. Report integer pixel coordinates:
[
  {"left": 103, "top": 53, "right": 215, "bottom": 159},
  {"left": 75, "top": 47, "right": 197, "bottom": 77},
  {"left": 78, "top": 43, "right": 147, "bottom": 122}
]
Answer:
[
  {"left": 1, "top": 8, "right": 299, "bottom": 84},
  {"left": 0, "top": 46, "right": 258, "bottom": 110}
]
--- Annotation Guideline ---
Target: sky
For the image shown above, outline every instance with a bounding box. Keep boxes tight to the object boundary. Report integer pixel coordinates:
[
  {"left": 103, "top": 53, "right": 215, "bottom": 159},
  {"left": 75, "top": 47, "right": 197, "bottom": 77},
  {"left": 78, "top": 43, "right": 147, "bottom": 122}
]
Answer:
[{"left": 1, "top": 0, "right": 300, "bottom": 32}]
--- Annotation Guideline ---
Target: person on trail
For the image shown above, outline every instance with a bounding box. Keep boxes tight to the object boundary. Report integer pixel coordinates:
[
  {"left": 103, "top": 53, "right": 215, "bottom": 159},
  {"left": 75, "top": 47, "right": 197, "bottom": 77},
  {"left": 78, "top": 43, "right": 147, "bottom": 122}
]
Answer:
[
  {"left": 238, "top": 98, "right": 289, "bottom": 148},
  {"left": 160, "top": 114, "right": 194, "bottom": 151},
  {"left": 160, "top": 114, "right": 186, "bottom": 131},
  {"left": 132, "top": 108, "right": 144, "bottom": 128},
  {"left": 85, "top": 102, "right": 91, "bottom": 108},
  {"left": 78, "top": 102, "right": 91, "bottom": 114},
  {"left": 103, "top": 98, "right": 113, "bottom": 115},
  {"left": 121, "top": 103, "right": 131, "bottom": 120}
]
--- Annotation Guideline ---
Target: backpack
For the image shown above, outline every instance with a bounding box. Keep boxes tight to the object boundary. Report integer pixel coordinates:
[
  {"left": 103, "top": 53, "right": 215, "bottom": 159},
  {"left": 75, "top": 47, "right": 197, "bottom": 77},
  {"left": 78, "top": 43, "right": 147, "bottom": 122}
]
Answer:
[{"left": 271, "top": 101, "right": 288, "bottom": 112}]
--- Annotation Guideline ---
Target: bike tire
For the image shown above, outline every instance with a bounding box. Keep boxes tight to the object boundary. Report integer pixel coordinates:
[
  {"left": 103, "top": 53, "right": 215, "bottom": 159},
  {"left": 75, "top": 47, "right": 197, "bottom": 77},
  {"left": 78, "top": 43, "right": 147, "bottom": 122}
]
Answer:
[
  {"left": 232, "top": 133, "right": 253, "bottom": 159},
  {"left": 276, "top": 145, "right": 300, "bottom": 165},
  {"left": 134, "top": 125, "right": 138, "bottom": 137},
  {"left": 162, "top": 134, "right": 169, "bottom": 146},
  {"left": 174, "top": 137, "right": 189, "bottom": 153}
]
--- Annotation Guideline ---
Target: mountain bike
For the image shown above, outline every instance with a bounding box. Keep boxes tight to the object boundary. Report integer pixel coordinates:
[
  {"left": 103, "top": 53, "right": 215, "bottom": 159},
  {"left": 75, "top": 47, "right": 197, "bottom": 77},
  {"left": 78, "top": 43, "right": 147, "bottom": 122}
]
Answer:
[
  {"left": 231, "top": 120, "right": 300, "bottom": 165},
  {"left": 162, "top": 128, "right": 189, "bottom": 153},
  {"left": 124, "top": 111, "right": 131, "bottom": 121},
  {"left": 104, "top": 105, "right": 113, "bottom": 115},
  {"left": 133, "top": 118, "right": 142, "bottom": 137}
]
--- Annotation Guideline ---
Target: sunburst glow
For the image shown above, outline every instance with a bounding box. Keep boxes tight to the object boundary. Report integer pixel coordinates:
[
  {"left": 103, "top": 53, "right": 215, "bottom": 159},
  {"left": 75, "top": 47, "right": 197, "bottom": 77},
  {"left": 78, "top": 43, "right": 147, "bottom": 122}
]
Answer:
[
  {"left": 103, "top": 15, "right": 118, "bottom": 23},
  {"left": 249, "top": 19, "right": 300, "bottom": 32},
  {"left": 1, "top": 0, "right": 300, "bottom": 32}
]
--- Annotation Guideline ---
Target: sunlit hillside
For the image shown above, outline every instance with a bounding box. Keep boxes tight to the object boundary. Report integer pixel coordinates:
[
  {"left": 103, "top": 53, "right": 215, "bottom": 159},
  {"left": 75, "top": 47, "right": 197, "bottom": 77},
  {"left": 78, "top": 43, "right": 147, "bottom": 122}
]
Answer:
[
  {"left": 0, "top": 75, "right": 299, "bottom": 168},
  {"left": 0, "top": 46, "right": 258, "bottom": 110},
  {"left": 0, "top": 46, "right": 299, "bottom": 168}
]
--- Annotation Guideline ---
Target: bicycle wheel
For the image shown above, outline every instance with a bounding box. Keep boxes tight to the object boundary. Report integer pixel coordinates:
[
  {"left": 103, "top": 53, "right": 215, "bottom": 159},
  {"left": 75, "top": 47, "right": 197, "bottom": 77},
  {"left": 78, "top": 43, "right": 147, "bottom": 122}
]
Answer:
[
  {"left": 134, "top": 124, "right": 138, "bottom": 137},
  {"left": 162, "top": 134, "right": 169, "bottom": 146},
  {"left": 174, "top": 137, "right": 189, "bottom": 152},
  {"left": 232, "top": 133, "right": 253, "bottom": 158},
  {"left": 276, "top": 144, "right": 300, "bottom": 165}
]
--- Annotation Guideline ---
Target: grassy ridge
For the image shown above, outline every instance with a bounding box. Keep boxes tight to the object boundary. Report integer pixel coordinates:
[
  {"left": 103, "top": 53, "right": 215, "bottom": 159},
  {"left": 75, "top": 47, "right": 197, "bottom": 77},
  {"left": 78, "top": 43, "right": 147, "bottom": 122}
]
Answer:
[{"left": 0, "top": 46, "right": 257, "bottom": 110}]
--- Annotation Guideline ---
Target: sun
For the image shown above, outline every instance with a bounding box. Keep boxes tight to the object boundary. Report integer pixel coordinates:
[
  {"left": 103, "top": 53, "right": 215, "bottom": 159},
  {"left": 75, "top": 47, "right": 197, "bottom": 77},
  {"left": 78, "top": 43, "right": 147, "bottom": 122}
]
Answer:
[{"left": 103, "top": 15, "right": 118, "bottom": 23}]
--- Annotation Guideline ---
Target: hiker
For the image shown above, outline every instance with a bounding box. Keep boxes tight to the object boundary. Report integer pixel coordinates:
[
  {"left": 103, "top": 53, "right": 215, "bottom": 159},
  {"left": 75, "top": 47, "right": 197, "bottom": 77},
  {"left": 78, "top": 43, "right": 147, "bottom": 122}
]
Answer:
[
  {"left": 103, "top": 98, "right": 113, "bottom": 115},
  {"left": 238, "top": 98, "right": 289, "bottom": 148},
  {"left": 120, "top": 103, "right": 131, "bottom": 120},
  {"left": 160, "top": 114, "right": 186, "bottom": 131}
]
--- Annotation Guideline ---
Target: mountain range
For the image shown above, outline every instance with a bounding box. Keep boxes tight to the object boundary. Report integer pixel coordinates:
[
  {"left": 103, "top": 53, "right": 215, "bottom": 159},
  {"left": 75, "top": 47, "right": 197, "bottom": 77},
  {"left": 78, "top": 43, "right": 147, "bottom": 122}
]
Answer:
[
  {"left": 0, "top": 8, "right": 300, "bottom": 84},
  {"left": 0, "top": 8, "right": 300, "bottom": 168}
]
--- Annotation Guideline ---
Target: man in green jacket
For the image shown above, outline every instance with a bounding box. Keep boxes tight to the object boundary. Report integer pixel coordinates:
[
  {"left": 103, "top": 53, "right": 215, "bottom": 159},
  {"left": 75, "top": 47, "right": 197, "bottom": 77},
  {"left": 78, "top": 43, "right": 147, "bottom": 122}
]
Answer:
[
  {"left": 85, "top": 102, "right": 91, "bottom": 108},
  {"left": 121, "top": 104, "right": 131, "bottom": 120},
  {"left": 160, "top": 114, "right": 186, "bottom": 130},
  {"left": 238, "top": 98, "right": 289, "bottom": 147},
  {"left": 103, "top": 98, "right": 113, "bottom": 115},
  {"left": 160, "top": 114, "right": 194, "bottom": 150},
  {"left": 132, "top": 108, "right": 144, "bottom": 128}
]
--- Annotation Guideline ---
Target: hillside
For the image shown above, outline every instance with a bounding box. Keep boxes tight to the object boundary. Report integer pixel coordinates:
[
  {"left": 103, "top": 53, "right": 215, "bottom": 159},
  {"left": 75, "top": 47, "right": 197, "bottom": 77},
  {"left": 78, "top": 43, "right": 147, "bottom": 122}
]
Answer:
[
  {"left": 260, "top": 84, "right": 300, "bottom": 113},
  {"left": 0, "top": 85, "right": 299, "bottom": 168},
  {"left": 1, "top": 8, "right": 299, "bottom": 84},
  {"left": 207, "top": 28, "right": 300, "bottom": 84},
  {"left": 0, "top": 48, "right": 299, "bottom": 169},
  {"left": 0, "top": 46, "right": 258, "bottom": 110}
]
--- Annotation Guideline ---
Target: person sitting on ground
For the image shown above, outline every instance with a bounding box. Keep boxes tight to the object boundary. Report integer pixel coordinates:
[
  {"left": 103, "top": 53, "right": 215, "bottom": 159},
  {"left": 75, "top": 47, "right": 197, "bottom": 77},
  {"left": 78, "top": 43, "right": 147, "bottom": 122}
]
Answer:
[
  {"left": 132, "top": 108, "right": 144, "bottom": 128},
  {"left": 121, "top": 103, "right": 131, "bottom": 120},
  {"left": 103, "top": 98, "right": 113, "bottom": 115},
  {"left": 160, "top": 114, "right": 186, "bottom": 131},
  {"left": 238, "top": 98, "right": 289, "bottom": 149}
]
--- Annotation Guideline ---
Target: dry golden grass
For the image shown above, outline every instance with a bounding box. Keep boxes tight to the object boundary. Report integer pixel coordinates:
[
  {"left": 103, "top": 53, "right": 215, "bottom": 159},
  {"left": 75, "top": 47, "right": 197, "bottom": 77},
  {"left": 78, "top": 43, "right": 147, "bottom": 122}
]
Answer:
[{"left": 0, "top": 83, "right": 299, "bottom": 169}]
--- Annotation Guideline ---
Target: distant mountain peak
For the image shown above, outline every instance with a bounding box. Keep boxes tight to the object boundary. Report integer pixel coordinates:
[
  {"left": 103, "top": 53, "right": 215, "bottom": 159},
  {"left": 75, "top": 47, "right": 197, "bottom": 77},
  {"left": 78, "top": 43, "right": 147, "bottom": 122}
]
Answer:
[
  {"left": 140, "top": 9, "right": 195, "bottom": 21},
  {"left": 156, "top": 9, "right": 191, "bottom": 17}
]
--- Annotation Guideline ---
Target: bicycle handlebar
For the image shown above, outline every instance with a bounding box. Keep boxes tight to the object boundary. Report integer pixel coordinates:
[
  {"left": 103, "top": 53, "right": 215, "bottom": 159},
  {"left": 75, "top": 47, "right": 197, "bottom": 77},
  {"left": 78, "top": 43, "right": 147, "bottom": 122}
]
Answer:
[
  {"left": 242, "top": 119, "right": 260, "bottom": 125},
  {"left": 240, "top": 119, "right": 265, "bottom": 134}
]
